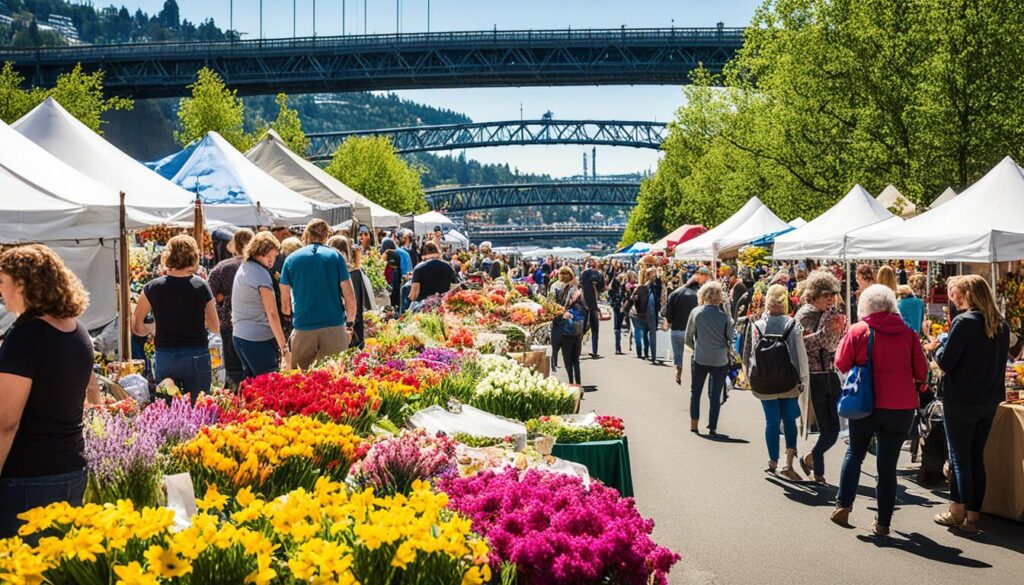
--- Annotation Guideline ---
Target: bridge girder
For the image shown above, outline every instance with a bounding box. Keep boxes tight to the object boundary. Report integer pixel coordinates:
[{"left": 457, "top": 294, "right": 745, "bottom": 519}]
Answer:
[
  {"left": 425, "top": 181, "right": 641, "bottom": 213},
  {"left": 307, "top": 119, "right": 667, "bottom": 160},
  {"left": 464, "top": 225, "right": 625, "bottom": 243},
  {"left": 0, "top": 28, "right": 744, "bottom": 98}
]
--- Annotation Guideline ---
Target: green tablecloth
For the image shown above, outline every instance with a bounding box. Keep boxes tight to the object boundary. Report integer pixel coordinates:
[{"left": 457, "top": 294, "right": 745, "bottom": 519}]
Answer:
[{"left": 552, "top": 437, "right": 634, "bottom": 497}]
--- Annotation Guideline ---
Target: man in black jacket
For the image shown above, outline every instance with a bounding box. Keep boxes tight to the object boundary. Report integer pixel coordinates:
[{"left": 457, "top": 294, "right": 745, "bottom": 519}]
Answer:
[{"left": 663, "top": 266, "right": 709, "bottom": 384}]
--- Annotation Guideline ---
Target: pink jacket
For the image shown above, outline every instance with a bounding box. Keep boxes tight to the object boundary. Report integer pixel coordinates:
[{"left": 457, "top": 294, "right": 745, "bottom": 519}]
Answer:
[{"left": 834, "top": 312, "right": 927, "bottom": 410}]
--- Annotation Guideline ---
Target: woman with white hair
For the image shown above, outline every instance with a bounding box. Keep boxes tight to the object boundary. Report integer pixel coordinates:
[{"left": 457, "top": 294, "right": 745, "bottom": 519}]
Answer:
[
  {"left": 747, "top": 284, "right": 809, "bottom": 479},
  {"left": 831, "top": 284, "right": 927, "bottom": 536},
  {"left": 684, "top": 281, "right": 735, "bottom": 436}
]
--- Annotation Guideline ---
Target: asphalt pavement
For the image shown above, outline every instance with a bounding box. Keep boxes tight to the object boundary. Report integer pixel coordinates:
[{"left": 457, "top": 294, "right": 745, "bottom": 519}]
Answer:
[{"left": 555, "top": 330, "right": 1024, "bottom": 585}]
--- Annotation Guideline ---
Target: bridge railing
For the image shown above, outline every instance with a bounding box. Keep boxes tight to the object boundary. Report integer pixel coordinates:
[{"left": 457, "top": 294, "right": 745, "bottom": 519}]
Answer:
[{"left": 0, "top": 27, "right": 745, "bottom": 59}]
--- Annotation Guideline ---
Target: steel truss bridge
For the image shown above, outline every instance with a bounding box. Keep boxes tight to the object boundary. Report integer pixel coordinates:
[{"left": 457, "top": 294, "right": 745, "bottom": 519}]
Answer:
[
  {"left": 0, "top": 27, "right": 743, "bottom": 98},
  {"left": 307, "top": 119, "right": 667, "bottom": 160},
  {"left": 425, "top": 180, "right": 641, "bottom": 213},
  {"left": 464, "top": 223, "right": 624, "bottom": 243}
]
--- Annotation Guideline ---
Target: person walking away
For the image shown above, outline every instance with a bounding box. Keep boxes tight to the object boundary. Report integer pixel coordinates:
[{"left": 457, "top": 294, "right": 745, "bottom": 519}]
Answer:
[
  {"left": 0, "top": 245, "right": 103, "bottom": 539},
  {"left": 851, "top": 263, "right": 876, "bottom": 322},
  {"left": 685, "top": 281, "right": 735, "bottom": 435},
  {"left": 608, "top": 270, "right": 633, "bottom": 355},
  {"left": 795, "top": 270, "right": 847, "bottom": 483},
  {"left": 327, "top": 236, "right": 374, "bottom": 349},
  {"left": 549, "top": 266, "right": 585, "bottom": 385},
  {"left": 664, "top": 267, "right": 707, "bottom": 385},
  {"left": 280, "top": 220, "right": 357, "bottom": 369},
  {"left": 931, "top": 275, "right": 1009, "bottom": 534},
  {"left": 231, "top": 233, "right": 289, "bottom": 381},
  {"left": 133, "top": 235, "right": 219, "bottom": 402},
  {"left": 624, "top": 268, "right": 653, "bottom": 360},
  {"left": 748, "top": 284, "right": 809, "bottom": 479},
  {"left": 648, "top": 267, "right": 665, "bottom": 364},
  {"left": 896, "top": 284, "right": 926, "bottom": 336},
  {"left": 409, "top": 242, "right": 459, "bottom": 302},
  {"left": 728, "top": 273, "right": 748, "bottom": 321},
  {"left": 877, "top": 265, "right": 898, "bottom": 292},
  {"left": 380, "top": 238, "right": 404, "bottom": 311},
  {"left": 207, "top": 228, "right": 254, "bottom": 388},
  {"left": 831, "top": 284, "right": 927, "bottom": 536},
  {"left": 580, "top": 258, "right": 606, "bottom": 358}
]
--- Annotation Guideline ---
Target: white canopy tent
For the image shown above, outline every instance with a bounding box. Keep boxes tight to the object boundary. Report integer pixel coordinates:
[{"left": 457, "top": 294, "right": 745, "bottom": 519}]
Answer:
[
  {"left": 149, "top": 132, "right": 332, "bottom": 226},
  {"left": 0, "top": 121, "right": 156, "bottom": 329},
  {"left": 774, "top": 184, "right": 897, "bottom": 259},
  {"left": 13, "top": 98, "right": 193, "bottom": 220},
  {"left": 876, "top": 184, "right": 917, "bottom": 218},
  {"left": 674, "top": 197, "right": 766, "bottom": 260},
  {"left": 413, "top": 210, "right": 456, "bottom": 234},
  {"left": 244, "top": 130, "right": 384, "bottom": 225},
  {"left": 845, "top": 156, "right": 1024, "bottom": 262},
  {"left": 929, "top": 186, "right": 958, "bottom": 209},
  {"left": 713, "top": 205, "right": 791, "bottom": 257},
  {"left": 444, "top": 229, "right": 470, "bottom": 248},
  {"left": 788, "top": 218, "right": 807, "bottom": 228}
]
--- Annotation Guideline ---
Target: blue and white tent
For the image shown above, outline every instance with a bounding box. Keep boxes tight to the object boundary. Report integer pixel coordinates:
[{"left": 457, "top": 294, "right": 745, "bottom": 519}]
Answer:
[{"left": 149, "top": 131, "right": 334, "bottom": 226}]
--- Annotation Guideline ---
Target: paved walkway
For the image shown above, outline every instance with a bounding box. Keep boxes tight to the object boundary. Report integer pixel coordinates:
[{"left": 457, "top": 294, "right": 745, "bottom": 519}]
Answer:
[{"left": 555, "top": 330, "right": 1024, "bottom": 585}]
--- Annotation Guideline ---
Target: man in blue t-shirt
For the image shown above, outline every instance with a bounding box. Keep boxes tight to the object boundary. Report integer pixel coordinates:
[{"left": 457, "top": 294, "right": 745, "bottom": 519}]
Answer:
[{"left": 280, "top": 219, "right": 357, "bottom": 369}]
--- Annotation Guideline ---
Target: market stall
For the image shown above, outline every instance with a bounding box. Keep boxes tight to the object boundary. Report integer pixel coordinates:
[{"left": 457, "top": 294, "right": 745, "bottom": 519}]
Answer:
[
  {"left": 774, "top": 184, "right": 897, "bottom": 260},
  {"left": 674, "top": 196, "right": 766, "bottom": 260},
  {"left": 676, "top": 199, "right": 790, "bottom": 260},
  {"left": 652, "top": 224, "right": 707, "bottom": 250},
  {"left": 245, "top": 129, "right": 367, "bottom": 226},
  {"left": 983, "top": 401, "right": 1024, "bottom": 522},
  {"left": 413, "top": 210, "right": 456, "bottom": 234}
]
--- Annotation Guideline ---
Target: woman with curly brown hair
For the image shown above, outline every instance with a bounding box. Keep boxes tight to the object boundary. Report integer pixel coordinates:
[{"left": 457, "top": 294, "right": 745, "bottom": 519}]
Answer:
[
  {"left": 132, "top": 235, "right": 219, "bottom": 402},
  {"left": 0, "top": 244, "right": 102, "bottom": 539}
]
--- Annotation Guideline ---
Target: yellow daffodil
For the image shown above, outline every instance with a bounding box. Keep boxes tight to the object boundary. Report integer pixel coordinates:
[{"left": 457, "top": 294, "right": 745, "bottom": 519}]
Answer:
[
  {"left": 113, "top": 561, "right": 160, "bottom": 585},
  {"left": 143, "top": 545, "right": 192, "bottom": 579}
]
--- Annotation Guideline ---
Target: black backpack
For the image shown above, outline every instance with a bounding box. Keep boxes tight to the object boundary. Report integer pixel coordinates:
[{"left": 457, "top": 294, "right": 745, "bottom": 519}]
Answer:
[
  {"left": 749, "top": 319, "right": 800, "bottom": 394},
  {"left": 632, "top": 287, "right": 650, "bottom": 316}
]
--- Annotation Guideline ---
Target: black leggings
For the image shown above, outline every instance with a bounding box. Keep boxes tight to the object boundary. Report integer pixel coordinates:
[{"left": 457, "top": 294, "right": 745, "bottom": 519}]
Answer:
[
  {"left": 944, "top": 402, "right": 998, "bottom": 512},
  {"left": 561, "top": 334, "right": 583, "bottom": 384}
]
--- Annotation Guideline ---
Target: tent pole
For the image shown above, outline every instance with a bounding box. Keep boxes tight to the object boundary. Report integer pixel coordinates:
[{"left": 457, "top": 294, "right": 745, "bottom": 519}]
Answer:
[
  {"left": 845, "top": 261, "right": 852, "bottom": 323},
  {"left": 118, "top": 191, "right": 131, "bottom": 362},
  {"left": 193, "top": 195, "right": 204, "bottom": 259}
]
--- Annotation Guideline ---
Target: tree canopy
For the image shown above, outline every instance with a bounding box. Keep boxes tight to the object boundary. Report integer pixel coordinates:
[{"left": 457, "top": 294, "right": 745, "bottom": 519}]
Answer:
[
  {"left": 0, "top": 62, "right": 131, "bottom": 132},
  {"left": 268, "top": 93, "right": 310, "bottom": 156},
  {"left": 325, "top": 136, "right": 428, "bottom": 215},
  {"left": 175, "top": 67, "right": 254, "bottom": 151},
  {"left": 622, "top": 0, "right": 1024, "bottom": 246}
]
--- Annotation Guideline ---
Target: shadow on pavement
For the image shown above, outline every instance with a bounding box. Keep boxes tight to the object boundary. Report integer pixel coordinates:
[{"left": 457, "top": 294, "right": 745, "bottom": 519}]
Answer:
[
  {"left": 935, "top": 518, "right": 1024, "bottom": 556},
  {"left": 857, "top": 532, "right": 991, "bottom": 568},
  {"left": 695, "top": 433, "right": 750, "bottom": 444},
  {"left": 764, "top": 475, "right": 836, "bottom": 507}
]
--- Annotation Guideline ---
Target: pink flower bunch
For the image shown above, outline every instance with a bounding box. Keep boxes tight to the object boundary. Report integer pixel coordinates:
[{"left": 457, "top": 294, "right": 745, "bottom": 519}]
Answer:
[
  {"left": 349, "top": 429, "right": 458, "bottom": 496},
  {"left": 439, "top": 469, "right": 680, "bottom": 585}
]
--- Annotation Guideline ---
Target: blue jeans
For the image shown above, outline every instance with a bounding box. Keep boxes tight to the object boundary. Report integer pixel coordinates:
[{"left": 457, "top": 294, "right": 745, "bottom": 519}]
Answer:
[
  {"left": 670, "top": 330, "right": 686, "bottom": 367},
  {"left": 836, "top": 408, "right": 914, "bottom": 526},
  {"left": 760, "top": 397, "right": 800, "bottom": 462},
  {"left": 691, "top": 360, "right": 729, "bottom": 430},
  {"left": 233, "top": 336, "right": 280, "bottom": 382},
  {"left": 612, "top": 306, "right": 624, "bottom": 353},
  {"left": 632, "top": 316, "right": 650, "bottom": 358},
  {"left": 647, "top": 306, "right": 659, "bottom": 362},
  {"left": 0, "top": 468, "right": 86, "bottom": 541},
  {"left": 587, "top": 309, "right": 601, "bottom": 355},
  {"left": 810, "top": 372, "right": 842, "bottom": 477},
  {"left": 154, "top": 346, "right": 212, "bottom": 403},
  {"left": 944, "top": 402, "right": 998, "bottom": 512}
]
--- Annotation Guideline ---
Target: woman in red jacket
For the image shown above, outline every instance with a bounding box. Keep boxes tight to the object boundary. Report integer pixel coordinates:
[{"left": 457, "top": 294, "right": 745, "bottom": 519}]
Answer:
[{"left": 830, "top": 284, "right": 927, "bottom": 536}]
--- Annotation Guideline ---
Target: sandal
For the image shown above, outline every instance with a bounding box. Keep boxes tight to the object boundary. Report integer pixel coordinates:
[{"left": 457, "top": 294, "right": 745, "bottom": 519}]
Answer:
[
  {"left": 934, "top": 511, "right": 966, "bottom": 527},
  {"left": 830, "top": 507, "right": 851, "bottom": 527},
  {"left": 778, "top": 466, "right": 802, "bottom": 481},
  {"left": 957, "top": 521, "right": 980, "bottom": 535},
  {"left": 799, "top": 453, "right": 813, "bottom": 477}
]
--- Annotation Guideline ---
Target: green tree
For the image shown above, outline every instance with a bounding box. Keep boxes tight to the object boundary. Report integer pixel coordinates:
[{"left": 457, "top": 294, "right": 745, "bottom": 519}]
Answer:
[
  {"left": 625, "top": 0, "right": 1024, "bottom": 242},
  {"left": 269, "top": 93, "right": 310, "bottom": 155},
  {"left": 175, "top": 67, "right": 254, "bottom": 150},
  {"left": 0, "top": 63, "right": 131, "bottom": 133},
  {"left": 324, "top": 136, "right": 427, "bottom": 215}
]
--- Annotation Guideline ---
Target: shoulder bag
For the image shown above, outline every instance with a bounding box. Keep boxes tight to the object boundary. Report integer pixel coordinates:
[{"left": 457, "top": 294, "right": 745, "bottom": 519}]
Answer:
[{"left": 838, "top": 328, "right": 875, "bottom": 419}]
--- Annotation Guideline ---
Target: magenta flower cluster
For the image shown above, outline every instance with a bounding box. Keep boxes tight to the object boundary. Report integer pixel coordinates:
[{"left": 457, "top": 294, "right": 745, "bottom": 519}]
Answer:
[
  {"left": 439, "top": 468, "right": 680, "bottom": 585},
  {"left": 348, "top": 428, "right": 458, "bottom": 496}
]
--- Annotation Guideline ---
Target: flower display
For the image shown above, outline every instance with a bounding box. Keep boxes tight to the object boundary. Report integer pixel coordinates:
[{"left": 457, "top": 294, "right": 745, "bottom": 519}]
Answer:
[
  {"left": 440, "top": 468, "right": 680, "bottom": 585},
  {"left": 239, "top": 370, "right": 380, "bottom": 433},
  {"left": 3, "top": 479, "right": 490, "bottom": 585},
  {"left": 348, "top": 429, "right": 458, "bottom": 496},
  {"left": 173, "top": 413, "right": 366, "bottom": 498},
  {"left": 84, "top": 398, "right": 220, "bottom": 507},
  {"left": 471, "top": 355, "right": 578, "bottom": 421},
  {"left": 525, "top": 415, "right": 625, "bottom": 443}
]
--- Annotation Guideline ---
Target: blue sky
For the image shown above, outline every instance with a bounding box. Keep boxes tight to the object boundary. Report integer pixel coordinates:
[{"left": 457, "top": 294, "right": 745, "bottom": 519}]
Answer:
[{"left": 129, "top": 1, "right": 761, "bottom": 176}]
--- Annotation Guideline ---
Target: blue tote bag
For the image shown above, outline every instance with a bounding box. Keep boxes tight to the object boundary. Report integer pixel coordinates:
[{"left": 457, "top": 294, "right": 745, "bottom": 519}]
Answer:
[{"left": 838, "top": 328, "right": 875, "bottom": 420}]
